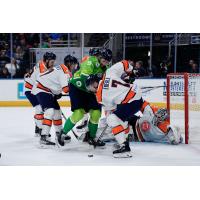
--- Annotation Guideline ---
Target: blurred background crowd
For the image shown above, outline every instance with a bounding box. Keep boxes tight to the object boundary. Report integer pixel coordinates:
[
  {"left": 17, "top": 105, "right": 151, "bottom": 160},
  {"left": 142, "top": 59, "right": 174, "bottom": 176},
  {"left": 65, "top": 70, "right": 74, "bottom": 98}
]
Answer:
[{"left": 0, "top": 33, "right": 199, "bottom": 79}]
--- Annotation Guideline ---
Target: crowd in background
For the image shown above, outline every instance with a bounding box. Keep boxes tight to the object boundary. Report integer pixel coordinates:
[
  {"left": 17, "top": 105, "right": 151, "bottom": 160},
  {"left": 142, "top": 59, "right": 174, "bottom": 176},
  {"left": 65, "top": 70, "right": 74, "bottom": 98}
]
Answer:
[
  {"left": 126, "top": 58, "right": 199, "bottom": 78},
  {"left": 0, "top": 33, "right": 199, "bottom": 79}
]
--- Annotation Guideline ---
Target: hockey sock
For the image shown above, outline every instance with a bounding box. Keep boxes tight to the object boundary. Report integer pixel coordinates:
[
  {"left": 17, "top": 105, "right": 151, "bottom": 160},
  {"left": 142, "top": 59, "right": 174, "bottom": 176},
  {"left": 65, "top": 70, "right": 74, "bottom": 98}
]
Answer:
[
  {"left": 88, "top": 109, "right": 101, "bottom": 138},
  {"left": 63, "top": 118, "right": 75, "bottom": 134},
  {"left": 88, "top": 121, "right": 98, "bottom": 139},
  {"left": 63, "top": 109, "right": 85, "bottom": 134}
]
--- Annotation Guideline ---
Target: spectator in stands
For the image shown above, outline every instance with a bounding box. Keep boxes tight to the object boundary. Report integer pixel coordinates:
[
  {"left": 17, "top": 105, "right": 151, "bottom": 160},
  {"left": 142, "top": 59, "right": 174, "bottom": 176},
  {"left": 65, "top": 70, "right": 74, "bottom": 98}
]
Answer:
[
  {"left": 189, "top": 59, "right": 195, "bottom": 66},
  {"left": 147, "top": 59, "right": 159, "bottom": 77},
  {"left": 189, "top": 63, "right": 199, "bottom": 73},
  {"left": 159, "top": 62, "right": 168, "bottom": 77},
  {"left": 5, "top": 58, "right": 20, "bottom": 78},
  {"left": 134, "top": 60, "right": 146, "bottom": 77},
  {"left": 0, "top": 49, "right": 10, "bottom": 68},
  {"left": 187, "top": 59, "right": 195, "bottom": 72},
  {"left": 14, "top": 46, "right": 24, "bottom": 64},
  {"left": 0, "top": 67, "right": 11, "bottom": 78}
]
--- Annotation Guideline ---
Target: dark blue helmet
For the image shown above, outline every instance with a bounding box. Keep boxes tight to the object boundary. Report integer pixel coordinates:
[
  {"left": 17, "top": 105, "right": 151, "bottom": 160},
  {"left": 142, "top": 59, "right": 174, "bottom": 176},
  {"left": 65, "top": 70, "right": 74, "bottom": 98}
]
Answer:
[
  {"left": 43, "top": 52, "right": 56, "bottom": 61},
  {"left": 64, "top": 55, "right": 78, "bottom": 65},
  {"left": 89, "top": 48, "right": 100, "bottom": 56},
  {"left": 99, "top": 48, "right": 112, "bottom": 61}
]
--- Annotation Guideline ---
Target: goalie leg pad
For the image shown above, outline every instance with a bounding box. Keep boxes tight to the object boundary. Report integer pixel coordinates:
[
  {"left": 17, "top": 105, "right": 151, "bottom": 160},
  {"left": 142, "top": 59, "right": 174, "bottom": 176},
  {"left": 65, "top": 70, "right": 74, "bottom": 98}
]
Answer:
[{"left": 167, "top": 125, "right": 183, "bottom": 145}]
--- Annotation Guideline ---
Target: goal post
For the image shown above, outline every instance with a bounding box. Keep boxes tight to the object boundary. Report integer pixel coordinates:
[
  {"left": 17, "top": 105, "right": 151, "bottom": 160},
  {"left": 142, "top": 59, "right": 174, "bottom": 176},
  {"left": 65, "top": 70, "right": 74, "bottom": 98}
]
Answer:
[{"left": 167, "top": 73, "right": 200, "bottom": 144}]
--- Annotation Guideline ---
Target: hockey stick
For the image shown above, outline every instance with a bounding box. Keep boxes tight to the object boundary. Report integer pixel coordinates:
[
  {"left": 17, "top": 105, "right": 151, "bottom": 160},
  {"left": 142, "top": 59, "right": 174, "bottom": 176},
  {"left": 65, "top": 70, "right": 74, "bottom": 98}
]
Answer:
[
  {"left": 141, "top": 85, "right": 165, "bottom": 90},
  {"left": 141, "top": 85, "right": 165, "bottom": 93},
  {"left": 88, "top": 125, "right": 108, "bottom": 157},
  {"left": 61, "top": 111, "right": 82, "bottom": 140},
  {"left": 94, "top": 125, "right": 108, "bottom": 148}
]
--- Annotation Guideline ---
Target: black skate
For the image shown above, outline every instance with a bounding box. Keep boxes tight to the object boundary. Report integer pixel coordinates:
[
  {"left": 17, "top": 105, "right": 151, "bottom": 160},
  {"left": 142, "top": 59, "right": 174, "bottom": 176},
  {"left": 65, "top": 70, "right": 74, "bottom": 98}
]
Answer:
[
  {"left": 128, "top": 134, "right": 135, "bottom": 142},
  {"left": 83, "top": 131, "right": 105, "bottom": 147},
  {"left": 113, "top": 141, "right": 132, "bottom": 158},
  {"left": 40, "top": 135, "right": 55, "bottom": 147},
  {"left": 55, "top": 130, "right": 71, "bottom": 147},
  {"left": 83, "top": 131, "right": 90, "bottom": 142},
  {"left": 88, "top": 137, "right": 106, "bottom": 147},
  {"left": 35, "top": 126, "right": 51, "bottom": 138},
  {"left": 35, "top": 126, "right": 41, "bottom": 137}
]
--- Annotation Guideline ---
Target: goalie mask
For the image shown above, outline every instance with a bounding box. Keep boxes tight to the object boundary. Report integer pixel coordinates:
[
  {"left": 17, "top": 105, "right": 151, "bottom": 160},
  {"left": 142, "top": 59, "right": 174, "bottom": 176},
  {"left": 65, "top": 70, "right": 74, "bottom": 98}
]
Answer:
[{"left": 153, "top": 108, "right": 169, "bottom": 125}]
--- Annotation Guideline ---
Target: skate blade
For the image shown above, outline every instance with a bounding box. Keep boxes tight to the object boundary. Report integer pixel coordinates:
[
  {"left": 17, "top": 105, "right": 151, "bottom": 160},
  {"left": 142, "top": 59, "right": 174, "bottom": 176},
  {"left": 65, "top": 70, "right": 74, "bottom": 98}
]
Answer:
[
  {"left": 102, "top": 138, "right": 116, "bottom": 143},
  {"left": 96, "top": 146, "right": 106, "bottom": 149},
  {"left": 55, "top": 139, "right": 64, "bottom": 148},
  {"left": 87, "top": 143, "right": 106, "bottom": 149},
  {"left": 64, "top": 139, "right": 71, "bottom": 144},
  {"left": 55, "top": 138, "right": 71, "bottom": 148},
  {"left": 113, "top": 152, "right": 132, "bottom": 158},
  {"left": 34, "top": 133, "right": 40, "bottom": 137},
  {"left": 37, "top": 143, "right": 56, "bottom": 149}
]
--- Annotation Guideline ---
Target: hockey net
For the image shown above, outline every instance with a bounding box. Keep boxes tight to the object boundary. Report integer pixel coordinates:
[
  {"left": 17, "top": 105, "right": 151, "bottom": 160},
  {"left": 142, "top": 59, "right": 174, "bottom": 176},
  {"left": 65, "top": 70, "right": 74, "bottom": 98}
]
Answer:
[{"left": 167, "top": 73, "right": 200, "bottom": 144}]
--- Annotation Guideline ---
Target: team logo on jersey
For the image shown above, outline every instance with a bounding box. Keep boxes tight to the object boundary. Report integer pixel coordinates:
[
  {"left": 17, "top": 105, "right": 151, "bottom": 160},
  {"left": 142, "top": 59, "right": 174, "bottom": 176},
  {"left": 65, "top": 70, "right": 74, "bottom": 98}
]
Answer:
[
  {"left": 87, "top": 61, "right": 92, "bottom": 66},
  {"left": 140, "top": 121, "right": 151, "bottom": 132},
  {"left": 76, "top": 81, "right": 82, "bottom": 87},
  {"left": 96, "top": 63, "right": 100, "bottom": 68}
]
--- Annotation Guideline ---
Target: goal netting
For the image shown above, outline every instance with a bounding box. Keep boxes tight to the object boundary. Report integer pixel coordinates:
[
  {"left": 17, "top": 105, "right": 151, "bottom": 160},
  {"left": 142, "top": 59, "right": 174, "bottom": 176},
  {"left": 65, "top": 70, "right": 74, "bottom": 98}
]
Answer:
[{"left": 167, "top": 73, "right": 200, "bottom": 144}]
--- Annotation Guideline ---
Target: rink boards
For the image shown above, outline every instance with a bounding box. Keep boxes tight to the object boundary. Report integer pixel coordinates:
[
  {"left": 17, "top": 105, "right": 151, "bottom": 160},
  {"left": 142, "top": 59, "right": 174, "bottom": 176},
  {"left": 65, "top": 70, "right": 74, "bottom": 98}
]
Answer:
[{"left": 0, "top": 78, "right": 199, "bottom": 110}]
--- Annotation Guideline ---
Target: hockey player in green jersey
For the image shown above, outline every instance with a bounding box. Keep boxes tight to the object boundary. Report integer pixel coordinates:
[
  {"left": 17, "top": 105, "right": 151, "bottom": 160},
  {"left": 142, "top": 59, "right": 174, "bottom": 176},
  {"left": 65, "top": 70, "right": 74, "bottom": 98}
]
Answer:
[{"left": 56, "top": 48, "right": 112, "bottom": 147}]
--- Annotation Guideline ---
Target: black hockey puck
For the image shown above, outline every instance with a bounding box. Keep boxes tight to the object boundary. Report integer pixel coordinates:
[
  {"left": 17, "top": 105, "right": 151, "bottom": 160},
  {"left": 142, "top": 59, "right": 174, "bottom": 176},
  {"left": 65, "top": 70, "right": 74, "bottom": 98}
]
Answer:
[{"left": 88, "top": 154, "right": 93, "bottom": 157}]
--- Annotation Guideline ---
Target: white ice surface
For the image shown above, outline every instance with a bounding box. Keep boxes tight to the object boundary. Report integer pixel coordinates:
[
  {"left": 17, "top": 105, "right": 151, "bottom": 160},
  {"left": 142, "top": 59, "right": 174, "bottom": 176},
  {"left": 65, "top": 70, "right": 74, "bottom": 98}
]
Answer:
[{"left": 0, "top": 107, "right": 200, "bottom": 166}]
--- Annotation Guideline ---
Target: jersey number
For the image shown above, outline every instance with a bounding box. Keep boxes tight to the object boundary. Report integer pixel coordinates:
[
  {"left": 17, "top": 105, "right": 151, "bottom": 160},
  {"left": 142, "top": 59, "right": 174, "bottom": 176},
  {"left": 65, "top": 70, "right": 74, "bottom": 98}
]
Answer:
[
  {"left": 111, "top": 80, "right": 130, "bottom": 88},
  {"left": 103, "top": 79, "right": 130, "bottom": 89}
]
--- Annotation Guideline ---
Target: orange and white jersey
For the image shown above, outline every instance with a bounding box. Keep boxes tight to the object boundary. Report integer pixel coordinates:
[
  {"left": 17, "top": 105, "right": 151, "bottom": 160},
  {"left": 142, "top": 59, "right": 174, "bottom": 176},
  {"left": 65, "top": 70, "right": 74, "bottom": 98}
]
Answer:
[
  {"left": 96, "top": 60, "right": 142, "bottom": 111},
  {"left": 34, "top": 64, "right": 70, "bottom": 95},
  {"left": 135, "top": 103, "right": 170, "bottom": 142},
  {"left": 24, "top": 61, "right": 47, "bottom": 92}
]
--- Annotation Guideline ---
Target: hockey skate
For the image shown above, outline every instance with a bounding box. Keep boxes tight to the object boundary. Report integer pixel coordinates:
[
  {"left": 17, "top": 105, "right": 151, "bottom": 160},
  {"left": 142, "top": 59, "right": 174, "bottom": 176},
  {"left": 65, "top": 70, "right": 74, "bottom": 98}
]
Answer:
[
  {"left": 83, "top": 131, "right": 106, "bottom": 147},
  {"left": 35, "top": 126, "right": 41, "bottom": 137},
  {"left": 35, "top": 126, "right": 51, "bottom": 138},
  {"left": 55, "top": 130, "right": 71, "bottom": 147},
  {"left": 113, "top": 141, "right": 132, "bottom": 158},
  {"left": 40, "top": 135, "right": 55, "bottom": 148}
]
